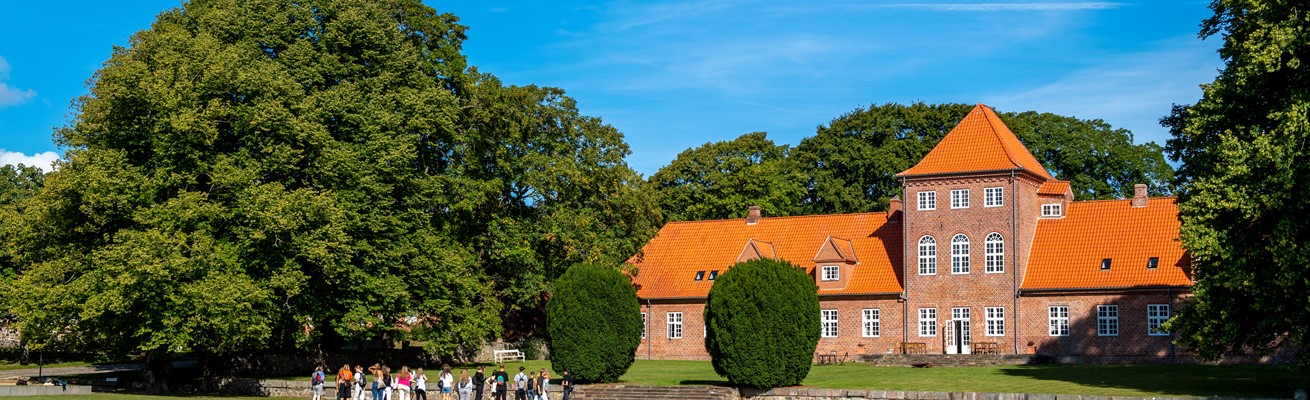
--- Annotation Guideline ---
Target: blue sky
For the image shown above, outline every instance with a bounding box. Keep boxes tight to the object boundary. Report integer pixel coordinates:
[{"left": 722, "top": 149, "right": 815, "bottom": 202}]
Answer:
[{"left": 0, "top": 1, "right": 1221, "bottom": 175}]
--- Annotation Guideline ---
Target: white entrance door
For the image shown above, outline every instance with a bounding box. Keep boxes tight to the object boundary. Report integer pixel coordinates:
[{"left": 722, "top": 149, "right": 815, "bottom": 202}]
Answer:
[{"left": 946, "top": 307, "right": 971, "bottom": 354}]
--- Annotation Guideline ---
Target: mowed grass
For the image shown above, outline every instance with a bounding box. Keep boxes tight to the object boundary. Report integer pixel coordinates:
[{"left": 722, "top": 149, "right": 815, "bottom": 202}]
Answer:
[
  {"left": 264, "top": 360, "right": 1303, "bottom": 398},
  {"left": 0, "top": 361, "right": 92, "bottom": 371},
  {"left": 8, "top": 396, "right": 293, "bottom": 400}
]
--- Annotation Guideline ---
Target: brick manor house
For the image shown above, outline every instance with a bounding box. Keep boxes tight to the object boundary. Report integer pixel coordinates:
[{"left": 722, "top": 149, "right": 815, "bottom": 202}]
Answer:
[{"left": 628, "top": 104, "right": 1192, "bottom": 362}]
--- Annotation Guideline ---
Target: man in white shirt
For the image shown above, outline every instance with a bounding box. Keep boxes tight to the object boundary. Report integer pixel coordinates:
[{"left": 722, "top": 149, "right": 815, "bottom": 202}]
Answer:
[{"left": 513, "top": 366, "right": 527, "bottom": 400}]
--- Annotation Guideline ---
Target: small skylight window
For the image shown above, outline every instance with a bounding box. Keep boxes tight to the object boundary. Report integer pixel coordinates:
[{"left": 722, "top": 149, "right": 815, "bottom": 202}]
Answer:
[
  {"left": 708, "top": 270, "right": 719, "bottom": 280},
  {"left": 694, "top": 271, "right": 705, "bottom": 281},
  {"left": 1100, "top": 259, "right": 1112, "bottom": 270},
  {"left": 1147, "top": 257, "right": 1159, "bottom": 269}
]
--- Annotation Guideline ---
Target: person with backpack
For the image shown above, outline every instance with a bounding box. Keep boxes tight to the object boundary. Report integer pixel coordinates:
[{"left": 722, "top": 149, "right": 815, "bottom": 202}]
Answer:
[
  {"left": 337, "top": 364, "right": 354, "bottom": 400},
  {"left": 457, "top": 369, "right": 473, "bottom": 400},
  {"left": 513, "top": 367, "right": 527, "bottom": 400},
  {"left": 311, "top": 366, "right": 326, "bottom": 400},
  {"left": 491, "top": 365, "right": 509, "bottom": 400},
  {"left": 438, "top": 364, "right": 454, "bottom": 400},
  {"left": 523, "top": 372, "right": 537, "bottom": 400},
  {"left": 353, "top": 365, "right": 366, "bottom": 400}
]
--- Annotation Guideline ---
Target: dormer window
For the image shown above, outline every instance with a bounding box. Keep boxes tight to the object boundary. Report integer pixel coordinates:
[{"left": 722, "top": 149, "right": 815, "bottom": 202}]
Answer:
[
  {"left": 1101, "top": 259, "right": 1112, "bottom": 270},
  {"left": 821, "top": 265, "right": 840, "bottom": 281},
  {"left": 1147, "top": 257, "right": 1159, "bottom": 269},
  {"left": 951, "top": 189, "right": 970, "bottom": 209},
  {"left": 1041, "top": 203, "right": 1062, "bottom": 217},
  {"left": 694, "top": 271, "right": 705, "bottom": 281},
  {"left": 708, "top": 270, "right": 719, "bottom": 280}
]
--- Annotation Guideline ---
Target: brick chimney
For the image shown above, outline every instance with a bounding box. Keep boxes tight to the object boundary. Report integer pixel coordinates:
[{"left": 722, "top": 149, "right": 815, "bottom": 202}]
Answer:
[
  {"left": 746, "top": 205, "right": 762, "bottom": 225},
  {"left": 1131, "top": 184, "right": 1149, "bottom": 208},
  {"left": 888, "top": 196, "right": 903, "bottom": 220}
]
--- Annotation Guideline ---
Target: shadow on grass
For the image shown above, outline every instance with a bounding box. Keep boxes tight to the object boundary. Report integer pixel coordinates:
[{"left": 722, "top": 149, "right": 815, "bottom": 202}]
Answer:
[{"left": 998, "top": 364, "right": 1305, "bottom": 398}]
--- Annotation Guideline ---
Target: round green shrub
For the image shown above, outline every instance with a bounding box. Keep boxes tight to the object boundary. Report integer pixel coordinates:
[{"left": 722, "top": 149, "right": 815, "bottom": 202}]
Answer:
[
  {"left": 705, "top": 258, "right": 820, "bottom": 388},
  {"left": 546, "top": 263, "right": 642, "bottom": 383}
]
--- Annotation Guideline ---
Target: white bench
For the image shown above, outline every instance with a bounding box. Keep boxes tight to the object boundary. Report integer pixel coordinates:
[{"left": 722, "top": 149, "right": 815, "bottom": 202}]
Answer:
[{"left": 493, "top": 349, "right": 525, "bottom": 363}]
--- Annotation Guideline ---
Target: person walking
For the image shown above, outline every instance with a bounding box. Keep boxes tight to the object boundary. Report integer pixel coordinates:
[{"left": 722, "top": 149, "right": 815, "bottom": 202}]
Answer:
[
  {"left": 414, "top": 368, "right": 428, "bottom": 400},
  {"left": 457, "top": 369, "right": 473, "bottom": 400},
  {"left": 472, "top": 366, "right": 485, "bottom": 400},
  {"left": 559, "top": 370, "right": 572, "bottom": 400},
  {"left": 311, "top": 366, "right": 326, "bottom": 400},
  {"left": 337, "top": 364, "right": 354, "bottom": 400},
  {"left": 438, "top": 364, "right": 454, "bottom": 400},
  {"left": 353, "top": 365, "right": 366, "bottom": 400},
  {"left": 491, "top": 365, "right": 509, "bottom": 400},
  {"left": 513, "top": 367, "right": 527, "bottom": 400}
]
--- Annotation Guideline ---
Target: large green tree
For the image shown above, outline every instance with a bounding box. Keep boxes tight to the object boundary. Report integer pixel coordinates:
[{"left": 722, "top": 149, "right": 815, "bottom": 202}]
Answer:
[
  {"left": 1162, "top": 0, "right": 1309, "bottom": 363},
  {"left": 790, "top": 102, "right": 1174, "bottom": 214},
  {"left": 649, "top": 132, "right": 806, "bottom": 221},
  {"left": 0, "top": 0, "right": 658, "bottom": 380}
]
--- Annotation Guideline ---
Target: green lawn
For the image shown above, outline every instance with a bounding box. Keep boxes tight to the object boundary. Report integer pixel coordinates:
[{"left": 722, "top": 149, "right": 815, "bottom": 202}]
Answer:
[
  {"left": 0, "top": 361, "right": 93, "bottom": 371},
  {"left": 260, "top": 360, "right": 1303, "bottom": 398},
  {"left": 8, "top": 396, "right": 293, "bottom": 400}
]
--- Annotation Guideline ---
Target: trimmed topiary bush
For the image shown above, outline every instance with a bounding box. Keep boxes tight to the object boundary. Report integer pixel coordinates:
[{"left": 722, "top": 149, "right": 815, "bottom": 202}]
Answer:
[
  {"left": 546, "top": 263, "right": 642, "bottom": 383},
  {"left": 705, "top": 258, "right": 820, "bottom": 388}
]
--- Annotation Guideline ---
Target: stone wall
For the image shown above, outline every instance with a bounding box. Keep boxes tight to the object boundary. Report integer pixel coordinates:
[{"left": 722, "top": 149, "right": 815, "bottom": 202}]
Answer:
[
  {"left": 740, "top": 387, "right": 1284, "bottom": 400},
  {"left": 0, "top": 328, "right": 20, "bottom": 349}
]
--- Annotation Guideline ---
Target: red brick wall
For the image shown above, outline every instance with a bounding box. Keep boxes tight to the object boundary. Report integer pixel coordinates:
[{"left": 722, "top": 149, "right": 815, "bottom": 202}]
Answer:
[{"left": 1018, "top": 291, "right": 1190, "bottom": 362}]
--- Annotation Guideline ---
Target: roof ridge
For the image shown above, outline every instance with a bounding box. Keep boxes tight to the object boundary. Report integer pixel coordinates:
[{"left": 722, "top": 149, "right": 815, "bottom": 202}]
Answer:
[
  {"left": 979, "top": 104, "right": 1025, "bottom": 171},
  {"left": 662, "top": 211, "right": 889, "bottom": 225},
  {"left": 1069, "top": 196, "right": 1178, "bottom": 205}
]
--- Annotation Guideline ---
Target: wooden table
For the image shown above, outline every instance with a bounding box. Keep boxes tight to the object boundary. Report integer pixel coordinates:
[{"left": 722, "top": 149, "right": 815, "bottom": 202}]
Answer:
[
  {"left": 815, "top": 354, "right": 839, "bottom": 365},
  {"left": 899, "top": 342, "right": 927, "bottom": 354},
  {"left": 973, "top": 342, "right": 999, "bottom": 354}
]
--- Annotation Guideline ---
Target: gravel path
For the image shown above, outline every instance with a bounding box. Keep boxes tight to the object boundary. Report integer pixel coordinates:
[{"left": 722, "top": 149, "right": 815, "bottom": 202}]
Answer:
[{"left": 0, "top": 363, "right": 142, "bottom": 380}]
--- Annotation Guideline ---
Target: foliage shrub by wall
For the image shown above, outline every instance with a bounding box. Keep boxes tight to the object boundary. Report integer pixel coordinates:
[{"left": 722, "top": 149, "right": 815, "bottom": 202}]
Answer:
[
  {"left": 705, "top": 259, "right": 819, "bottom": 388},
  {"left": 546, "top": 263, "right": 641, "bottom": 383}
]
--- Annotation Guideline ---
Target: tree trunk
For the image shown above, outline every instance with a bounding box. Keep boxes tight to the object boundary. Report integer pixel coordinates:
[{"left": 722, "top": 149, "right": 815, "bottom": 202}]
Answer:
[{"left": 142, "top": 351, "right": 172, "bottom": 394}]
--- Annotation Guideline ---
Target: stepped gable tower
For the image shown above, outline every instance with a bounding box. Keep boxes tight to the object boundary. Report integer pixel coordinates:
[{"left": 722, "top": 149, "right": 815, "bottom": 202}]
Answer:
[{"left": 894, "top": 103, "right": 1071, "bottom": 355}]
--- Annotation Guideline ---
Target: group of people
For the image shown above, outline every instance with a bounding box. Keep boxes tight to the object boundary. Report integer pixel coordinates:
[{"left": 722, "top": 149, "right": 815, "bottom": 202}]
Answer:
[{"left": 311, "top": 364, "right": 573, "bottom": 400}]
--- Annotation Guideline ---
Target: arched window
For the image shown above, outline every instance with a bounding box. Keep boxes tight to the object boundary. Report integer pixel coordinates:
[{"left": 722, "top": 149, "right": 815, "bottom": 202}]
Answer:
[
  {"left": 951, "top": 234, "right": 970, "bottom": 274},
  {"left": 985, "top": 232, "right": 1004, "bottom": 273},
  {"left": 918, "top": 236, "right": 937, "bottom": 275}
]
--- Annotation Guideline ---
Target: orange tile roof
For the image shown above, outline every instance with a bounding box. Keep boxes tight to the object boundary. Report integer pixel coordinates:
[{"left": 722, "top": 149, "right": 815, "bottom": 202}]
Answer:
[
  {"left": 1022, "top": 198, "right": 1191, "bottom": 290},
  {"left": 1037, "top": 180, "right": 1071, "bottom": 196},
  {"left": 630, "top": 213, "right": 903, "bottom": 299},
  {"left": 898, "top": 103, "right": 1054, "bottom": 179}
]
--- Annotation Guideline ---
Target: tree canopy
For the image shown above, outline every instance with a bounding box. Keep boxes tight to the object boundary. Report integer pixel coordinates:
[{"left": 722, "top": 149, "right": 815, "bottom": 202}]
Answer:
[
  {"left": 0, "top": 0, "right": 659, "bottom": 366},
  {"left": 651, "top": 103, "right": 1176, "bottom": 220},
  {"left": 704, "top": 258, "right": 819, "bottom": 388},
  {"left": 1162, "top": 0, "right": 1310, "bottom": 364}
]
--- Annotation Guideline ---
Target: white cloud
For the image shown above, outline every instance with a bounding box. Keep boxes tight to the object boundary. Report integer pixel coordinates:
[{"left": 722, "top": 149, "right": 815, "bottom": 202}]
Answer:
[
  {"left": 987, "top": 36, "right": 1221, "bottom": 146},
  {"left": 0, "top": 55, "right": 37, "bottom": 107},
  {"left": 881, "top": 2, "right": 1123, "bottom": 11},
  {"left": 1, "top": 149, "right": 60, "bottom": 172}
]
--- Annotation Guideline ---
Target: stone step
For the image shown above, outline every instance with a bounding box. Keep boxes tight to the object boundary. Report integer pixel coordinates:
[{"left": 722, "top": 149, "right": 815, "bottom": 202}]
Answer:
[{"left": 572, "top": 384, "right": 735, "bottom": 400}]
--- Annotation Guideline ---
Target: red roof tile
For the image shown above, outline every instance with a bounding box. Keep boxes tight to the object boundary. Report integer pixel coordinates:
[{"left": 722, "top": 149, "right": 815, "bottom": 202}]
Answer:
[
  {"left": 1022, "top": 198, "right": 1191, "bottom": 290},
  {"left": 1038, "top": 180, "right": 1071, "bottom": 196},
  {"left": 631, "top": 213, "right": 904, "bottom": 299},
  {"left": 898, "top": 104, "right": 1053, "bottom": 179}
]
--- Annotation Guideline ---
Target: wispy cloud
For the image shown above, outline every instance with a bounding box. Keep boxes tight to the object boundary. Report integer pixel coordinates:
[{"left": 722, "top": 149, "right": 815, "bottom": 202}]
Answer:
[
  {"left": 599, "top": 0, "right": 753, "bottom": 31},
  {"left": 1, "top": 149, "right": 60, "bottom": 172},
  {"left": 0, "top": 56, "right": 37, "bottom": 107},
  {"left": 881, "top": 2, "right": 1123, "bottom": 11}
]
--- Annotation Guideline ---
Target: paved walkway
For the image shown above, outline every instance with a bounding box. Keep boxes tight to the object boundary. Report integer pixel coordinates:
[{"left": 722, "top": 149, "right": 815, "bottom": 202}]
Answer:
[{"left": 0, "top": 363, "right": 141, "bottom": 380}]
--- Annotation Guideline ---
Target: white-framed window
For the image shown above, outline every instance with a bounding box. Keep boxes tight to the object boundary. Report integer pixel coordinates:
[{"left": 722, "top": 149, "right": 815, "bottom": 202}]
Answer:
[
  {"left": 951, "top": 234, "right": 970, "bottom": 274},
  {"left": 985, "top": 307, "right": 1004, "bottom": 336},
  {"left": 984, "top": 187, "right": 1004, "bottom": 207},
  {"left": 821, "top": 310, "right": 839, "bottom": 338},
  {"left": 641, "top": 313, "right": 647, "bottom": 339},
  {"left": 918, "top": 308, "right": 937, "bottom": 337},
  {"left": 917, "top": 191, "right": 937, "bottom": 210},
  {"left": 984, "top": 232, "right": 1004, "bottom": 273},
  {"left": 1048, "top": 306, "right": 1069, "bottom": 336},
  {"left": 918, "top": 236, "right": 937, "bottom": 275},
  {"left": 821, "top": 265, "right": 840, "bottom": 281},
  {"left": 667, "top": 312, "right": 683, "bottom": 339},
  {"left": 950, "top": 189, "right": 970, "bottom": 209},
  {"left": 1097, "top": 305, "right": 1119, "bottom": 336},
  {"left": 862, "top": 309, "right": 880, "bottom": 337},
  {"left": 1148, "top": 304, "right": 1171, "bottom": 336},
  {"left": 1041, "top": 203, "right": 1062, "bottom": 217}
]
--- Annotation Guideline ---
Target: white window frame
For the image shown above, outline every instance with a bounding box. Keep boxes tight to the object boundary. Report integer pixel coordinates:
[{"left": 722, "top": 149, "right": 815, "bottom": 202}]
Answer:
[
  {"left": 821, "top": 265, "right": 840, "bottom": 281},
  {"left": 1041, "top": 203, "right": 1062, "bottom": 217},
  {"left": 1048, "top": 306, "right": 1069, "bottom": 336},
  {"left": 951, "top": 234, "right": 970, "bottom": 274},
  {"left": 950, "top": 189, "right": 970, "bottom": 209},
  {"left": 821, "top": 309, "right": 839, "bottom": 338},
  {"left": 918, "top": 236, "right": 937, "bottom": 275},
  {"left": 1148, "top": 304, "right": 1171, "bottom": 336},
  {"left": 862, "top": 308, "right": 880, "bottom": 338},
  {"left": 667, "top": 312, "right": 683, "bottom": 339},
  {"left": 1097, "top": 305, "right": 1119, "bottom": 336},
  {"left": 984, "top": 187, "right": 1004, "bottom": 207},
  {"left": 641, "top": 313, "right": 647, "bottom": 339},
  {"left": 984, "top": 232, "right": 1004, "bottom": 273},
  {"left": 985, "top": 307, "right": 1004, "bottom": 336},
  {"left": 917, "top": 191, "right": 936, "bottom": 211},
  {"left": 918, "top": 308, "right": 937, "bottom": 337}
]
